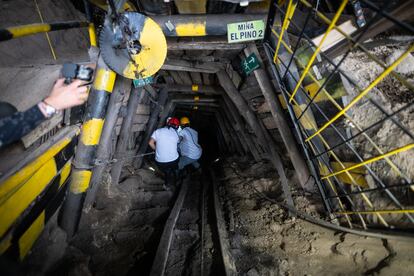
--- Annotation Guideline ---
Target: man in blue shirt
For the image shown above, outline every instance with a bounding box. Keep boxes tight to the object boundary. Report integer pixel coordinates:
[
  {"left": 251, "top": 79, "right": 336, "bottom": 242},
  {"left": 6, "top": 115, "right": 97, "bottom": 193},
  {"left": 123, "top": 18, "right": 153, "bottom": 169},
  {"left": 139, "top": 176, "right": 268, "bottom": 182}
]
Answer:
[{"left": 178, "top": 117, "right": 202, "bottom": 170}]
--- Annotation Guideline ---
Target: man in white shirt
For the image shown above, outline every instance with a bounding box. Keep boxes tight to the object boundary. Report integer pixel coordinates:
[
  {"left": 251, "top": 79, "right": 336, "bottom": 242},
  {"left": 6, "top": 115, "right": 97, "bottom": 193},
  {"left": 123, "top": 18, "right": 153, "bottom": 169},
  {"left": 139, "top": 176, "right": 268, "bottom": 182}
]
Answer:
[
  {"left": 178, "top": 117, "right": 202, "bottom": 170},
  {"left": 149, "top": 117, "right": 180, "bottom": 188}
]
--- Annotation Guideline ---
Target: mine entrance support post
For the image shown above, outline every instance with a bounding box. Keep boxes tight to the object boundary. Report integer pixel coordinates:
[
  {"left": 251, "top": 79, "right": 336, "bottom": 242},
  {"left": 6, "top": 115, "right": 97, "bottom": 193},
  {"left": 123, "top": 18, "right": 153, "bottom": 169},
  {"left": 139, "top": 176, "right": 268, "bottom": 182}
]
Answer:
[
  {"left": 134, "top": 87, "right": 169, "bottom": 169},
  {"left": 111, "top": 85, "right": 147, "bottom": 185},
  {"left": 60, "top": 56, "right": 117, "bottom": 237},
  {"left": 84, "top": 78, "right": 130, "bottom": 208},
  {"left": 217, "top": 70, "right": 295, "bottom": 213},
  {"left": 245, "top": 44, "right": 312, "bottom": 191},
  {"left": 220, "top": 97, "right": 261, "bottom": 161}
]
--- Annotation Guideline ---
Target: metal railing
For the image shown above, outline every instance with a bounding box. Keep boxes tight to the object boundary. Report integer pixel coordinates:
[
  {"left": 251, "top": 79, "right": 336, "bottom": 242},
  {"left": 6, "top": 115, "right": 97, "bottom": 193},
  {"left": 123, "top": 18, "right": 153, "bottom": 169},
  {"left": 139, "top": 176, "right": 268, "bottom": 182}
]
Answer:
[{"left": 264, "top": 0, "right": 414, "bottom": 231}]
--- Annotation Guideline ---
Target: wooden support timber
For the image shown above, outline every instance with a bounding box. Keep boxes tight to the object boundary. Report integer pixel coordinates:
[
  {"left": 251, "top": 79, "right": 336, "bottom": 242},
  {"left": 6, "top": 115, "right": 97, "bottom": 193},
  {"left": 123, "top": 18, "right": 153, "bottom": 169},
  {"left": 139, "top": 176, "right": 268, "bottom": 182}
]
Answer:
[
  {"left": 217, "top": 70, "right": 295, "bottom": 211},
  {"left": 134, "top": 87, "right": 169, "bottom": 169},
  {"left": 245, "top": 44, "right": 312, "bottom": 191},
  {"left": 84, "top": 78, "right": 130, "bottom": 208},
  {"left": 111, "top": 86, "right": 147, "bottom": 185}
]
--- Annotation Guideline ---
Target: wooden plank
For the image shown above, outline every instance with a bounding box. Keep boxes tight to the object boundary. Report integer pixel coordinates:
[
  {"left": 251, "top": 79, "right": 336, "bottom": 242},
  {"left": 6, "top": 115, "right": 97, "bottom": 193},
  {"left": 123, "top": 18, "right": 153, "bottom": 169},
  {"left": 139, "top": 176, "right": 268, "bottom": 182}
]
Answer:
[
  {"left": 312, "top": 20, "right": 357, "bottom": 52},
  {"left": 168, "top": 70, "right": 185, "bottom": 84},
  {"left": 189, "top": 72, "right": 203, "bottom": 84},
  {"left": 116, "top": 115, "right": 149, "bottom": 126},
  {"left": 150, "top": 179, "right": 189, "bottom": 276},
  {"left": 261, "top": 116, "right": 277, "bottom": 130},
  {"left": 136, "top": 104, "right": 150, "bottom": 115},
  {"left": 115, "top": 123, "right": 146, "bottom": 136},
  {"left": 202, "top": 73, "right": 211, "bottom": 85},
  {"left": 211, "top": 171, "right": 238, "bottom": 276},
  {"left": 178, "top": 71, "right": 193, "bottom": 85},
  {"left": 21, "top": 112, "right": 63, "bottom": 148},
  {"left": 167, "top": 37, "right": 247, "bottom": 50},
  {"left": 162, "top": 59, "right": 224, "bottom": 73}
]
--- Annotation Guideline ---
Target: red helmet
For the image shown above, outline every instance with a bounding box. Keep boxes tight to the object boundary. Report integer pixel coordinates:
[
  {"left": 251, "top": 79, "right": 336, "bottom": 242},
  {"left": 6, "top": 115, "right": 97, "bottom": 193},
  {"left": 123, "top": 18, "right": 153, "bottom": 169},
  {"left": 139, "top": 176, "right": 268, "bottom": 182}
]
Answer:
[{"left": 167, "top": 117, "right": 180, "bottom": 128}]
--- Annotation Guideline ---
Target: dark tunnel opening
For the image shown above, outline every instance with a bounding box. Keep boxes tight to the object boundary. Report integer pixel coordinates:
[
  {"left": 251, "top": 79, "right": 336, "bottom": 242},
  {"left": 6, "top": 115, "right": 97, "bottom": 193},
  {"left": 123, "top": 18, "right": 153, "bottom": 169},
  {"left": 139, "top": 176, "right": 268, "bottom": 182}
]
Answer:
[{"left": 174, "top": 108, "right": 222, "bottom": 166}]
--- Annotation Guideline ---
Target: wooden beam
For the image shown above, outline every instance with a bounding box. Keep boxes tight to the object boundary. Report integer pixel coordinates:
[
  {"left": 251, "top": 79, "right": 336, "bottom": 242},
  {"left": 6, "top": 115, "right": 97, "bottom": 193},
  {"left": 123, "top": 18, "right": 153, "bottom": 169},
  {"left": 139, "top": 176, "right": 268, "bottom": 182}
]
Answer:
[
  {"left": 111, "top": 87, "right": 147, "bottom": 185},
  {"left": 217, "top": 69, "right": 295, "bottom": 211},
  {"left": 84, "top": 78, "right": 129, "bottom": 207},
  {"left": 156, "top": 84, "right": 222, "bottom": 95},
  {"left": 245, "top": 44, "right": 311, "bottom": 191},
  {"left": 135, "top": 88, "right": 169, "bottom": 169},
  {"left": 162, "top": 59, "right": 224, "bottom": 73},
  {"left": 167, "top": 37, "right": 247, "bottom": 50}
]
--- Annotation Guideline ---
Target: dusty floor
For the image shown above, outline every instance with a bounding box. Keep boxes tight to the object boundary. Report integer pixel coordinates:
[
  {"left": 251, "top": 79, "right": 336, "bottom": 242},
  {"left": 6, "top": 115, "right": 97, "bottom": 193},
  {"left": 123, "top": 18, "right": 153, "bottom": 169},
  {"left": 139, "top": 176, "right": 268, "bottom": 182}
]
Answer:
[
  {"left": 217, "top": 157, "right": 414, "bottom": 276},
  {"left": 24, "top": 169, "right": 174, "bottom": 276}
]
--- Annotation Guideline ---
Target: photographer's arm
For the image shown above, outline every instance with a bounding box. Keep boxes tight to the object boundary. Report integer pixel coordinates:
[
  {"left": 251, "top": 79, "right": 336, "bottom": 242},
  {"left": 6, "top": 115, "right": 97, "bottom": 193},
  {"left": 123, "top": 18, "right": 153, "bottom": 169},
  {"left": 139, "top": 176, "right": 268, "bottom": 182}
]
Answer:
[{"left": 0, "top": 79, "right": 89, "bottom": 148}]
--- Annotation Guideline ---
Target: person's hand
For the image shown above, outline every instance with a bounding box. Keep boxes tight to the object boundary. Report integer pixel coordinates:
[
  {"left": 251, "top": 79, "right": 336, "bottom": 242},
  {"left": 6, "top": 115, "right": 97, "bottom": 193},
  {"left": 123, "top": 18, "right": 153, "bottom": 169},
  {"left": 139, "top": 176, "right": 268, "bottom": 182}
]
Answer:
[{"left": 44, "top": 78, "right": 89, "bottom": 110}]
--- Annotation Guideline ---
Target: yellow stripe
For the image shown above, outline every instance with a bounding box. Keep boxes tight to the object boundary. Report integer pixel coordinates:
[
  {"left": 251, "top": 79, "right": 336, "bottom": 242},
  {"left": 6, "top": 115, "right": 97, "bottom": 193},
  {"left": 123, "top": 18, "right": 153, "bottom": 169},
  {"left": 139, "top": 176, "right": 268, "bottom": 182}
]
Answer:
[
  {"left": 292, "top": 105, "right": 316, "bottom": 130},
  {"left": 69, "top": 170, "right": 92, "bottom": 194},
  {"left": 289, "top": 0, "right": 348, "bottom": 103},
  {"left": 194, "top": 96, "right": 200, "bottom": 101},
  {"left": 175, "top": 22, "right": 206, "bottom": 36},
  {"left": 322, "top": 144, "right": 414, "bottom": 180},
  {"left": 81, "top": 119, "right": 105, "bottom": 146},
  {"left": 18, "top": 211, "right": 45, "bottom": 260},
  {"left": 0, "top": 135, "right": 72, "bottom": 202},
  {"left": 93, "top": 69, "right": 116, "bottom": 91},
  {"left": 88, "top": 23, "right": 97, "bottom": 47},
  {"left": 306, "top": 44, "right": 414, "bottom": 141},
  {"left": 123, "top": 18, "right": 167, "bottom": 79},
  {"left": 192, "top": 84, "right": 199, "bottom": 92},
  {"left": 7, "top": 24, "right": 51, "bottom": 38},
  {"left": 0, "top": 235, "right": 12, "bottom": 254},
  {"left": 0, "top": 159, "right": 56, "bottom": 237},
  {"left": 59, "top": 161, "right": 72, "bottom": 187}
]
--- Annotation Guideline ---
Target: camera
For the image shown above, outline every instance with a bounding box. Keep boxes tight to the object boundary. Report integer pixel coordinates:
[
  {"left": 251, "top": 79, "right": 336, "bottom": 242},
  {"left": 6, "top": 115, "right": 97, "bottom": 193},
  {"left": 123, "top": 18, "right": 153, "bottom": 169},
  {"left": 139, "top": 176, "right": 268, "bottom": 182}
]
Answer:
[{"left": 62, "top": 63, "right": 94, "bottom": 84}]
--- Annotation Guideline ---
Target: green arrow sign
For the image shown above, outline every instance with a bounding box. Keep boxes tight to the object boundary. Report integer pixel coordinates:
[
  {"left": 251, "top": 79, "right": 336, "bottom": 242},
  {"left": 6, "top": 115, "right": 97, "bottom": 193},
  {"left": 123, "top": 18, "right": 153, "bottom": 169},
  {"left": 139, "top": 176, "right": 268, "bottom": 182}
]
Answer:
[
  {"left": 241, "top": 53, "right": 260, "bottom": 75},
  {"left": 227, "top": 20, "right": 265, "bottom": 43},
  {"left": 133, "top": 76, "right": 153, "bottom": 88}
]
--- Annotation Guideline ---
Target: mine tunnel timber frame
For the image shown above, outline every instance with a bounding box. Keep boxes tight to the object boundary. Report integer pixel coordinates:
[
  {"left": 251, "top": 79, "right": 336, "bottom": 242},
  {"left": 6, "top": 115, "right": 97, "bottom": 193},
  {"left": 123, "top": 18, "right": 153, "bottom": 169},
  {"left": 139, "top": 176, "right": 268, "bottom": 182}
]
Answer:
[{"left": 1, "top": 0, "right": 414, "bottom": 262}]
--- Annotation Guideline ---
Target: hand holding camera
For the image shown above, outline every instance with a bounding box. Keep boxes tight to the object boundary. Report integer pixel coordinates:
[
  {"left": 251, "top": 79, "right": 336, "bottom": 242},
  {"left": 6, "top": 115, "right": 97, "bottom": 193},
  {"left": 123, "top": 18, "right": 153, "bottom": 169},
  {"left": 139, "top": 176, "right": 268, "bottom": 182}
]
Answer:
[{"left": 38, "top": 63, "right": 95, "bottom": 117}]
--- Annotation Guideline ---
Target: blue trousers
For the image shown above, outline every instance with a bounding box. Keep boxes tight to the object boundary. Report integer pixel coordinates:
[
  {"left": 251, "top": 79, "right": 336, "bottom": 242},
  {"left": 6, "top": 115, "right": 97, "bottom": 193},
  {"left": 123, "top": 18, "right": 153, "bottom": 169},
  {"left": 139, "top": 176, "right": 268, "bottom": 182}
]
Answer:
[{"left": 178, "top": 156, "right": 200, "bottom": 170}]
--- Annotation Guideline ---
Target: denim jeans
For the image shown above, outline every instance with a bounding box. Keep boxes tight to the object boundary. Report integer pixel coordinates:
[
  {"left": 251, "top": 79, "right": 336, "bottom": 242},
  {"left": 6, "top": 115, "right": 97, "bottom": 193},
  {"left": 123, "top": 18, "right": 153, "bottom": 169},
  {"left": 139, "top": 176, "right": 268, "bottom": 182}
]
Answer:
[{"left": 178, "top": 156, "right": 200, "bottom": 170}]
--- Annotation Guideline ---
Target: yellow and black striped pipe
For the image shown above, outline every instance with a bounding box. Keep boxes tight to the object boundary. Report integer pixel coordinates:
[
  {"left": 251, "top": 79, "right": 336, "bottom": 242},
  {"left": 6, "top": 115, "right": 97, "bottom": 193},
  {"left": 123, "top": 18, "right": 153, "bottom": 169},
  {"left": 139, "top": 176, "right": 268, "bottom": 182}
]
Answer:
[
  {"left": 152, "top": 14, "right": 265, "bottom": 37},
  {"left": 0, "top": 127, "right": 78, "bottom": 260},
  {"left": 0, "top": 21, "right": 89, "bottom": 42},
  {"left": 60, "top": 56, "right": 116, "bottom": 237}
]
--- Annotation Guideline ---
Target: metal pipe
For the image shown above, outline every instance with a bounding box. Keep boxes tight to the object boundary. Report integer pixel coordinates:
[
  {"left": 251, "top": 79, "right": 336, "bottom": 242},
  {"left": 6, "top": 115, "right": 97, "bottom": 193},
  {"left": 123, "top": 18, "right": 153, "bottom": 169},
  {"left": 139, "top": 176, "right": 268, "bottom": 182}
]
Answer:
[
  {"left": 151, "top": 14, "right": 266, "bottom": 37},
  {"left": 0, "top": 21, "right": 88, "bottom": 42},
  {"left": 60, "top": 56, "right": 117, "bottom": 237}
]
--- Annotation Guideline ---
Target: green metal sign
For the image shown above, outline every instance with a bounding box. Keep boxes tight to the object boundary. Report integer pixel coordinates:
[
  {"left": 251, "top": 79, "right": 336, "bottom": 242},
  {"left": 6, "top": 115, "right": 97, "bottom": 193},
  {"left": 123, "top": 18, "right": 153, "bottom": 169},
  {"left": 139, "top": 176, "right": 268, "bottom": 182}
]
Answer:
[
  {"left": 133, "top": 76, "right": 153, "bottom": 88},
  {"left": 227, "top": 20, "right": 265, "bottom": 43},
  {"left": 241, "top": 53, "right": 260, "bottom": 75}
]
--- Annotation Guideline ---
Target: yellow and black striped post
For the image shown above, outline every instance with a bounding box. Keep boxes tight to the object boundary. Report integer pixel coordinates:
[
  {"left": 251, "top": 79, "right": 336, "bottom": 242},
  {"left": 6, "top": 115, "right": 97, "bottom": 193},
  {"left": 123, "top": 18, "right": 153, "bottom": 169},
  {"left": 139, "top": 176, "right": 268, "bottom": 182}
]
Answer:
[{"left": 60, "top": 56, "right": 116, "bottom": 237}]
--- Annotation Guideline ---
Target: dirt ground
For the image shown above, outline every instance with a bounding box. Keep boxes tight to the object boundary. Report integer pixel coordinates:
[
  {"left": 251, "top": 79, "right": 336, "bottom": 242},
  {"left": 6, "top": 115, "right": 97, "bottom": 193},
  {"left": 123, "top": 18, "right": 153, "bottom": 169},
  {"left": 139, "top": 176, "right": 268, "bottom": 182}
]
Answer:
[{"left": 218, "top": 157, "right": 414, "bottom": 276}]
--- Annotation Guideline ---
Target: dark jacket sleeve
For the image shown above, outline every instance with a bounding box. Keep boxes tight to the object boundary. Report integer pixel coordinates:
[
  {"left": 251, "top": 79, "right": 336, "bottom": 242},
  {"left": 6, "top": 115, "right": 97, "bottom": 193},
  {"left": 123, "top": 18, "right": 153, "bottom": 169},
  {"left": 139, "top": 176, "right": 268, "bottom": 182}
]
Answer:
[{"left": 0, "top": 105, "right": 46, "bottom": 148}]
